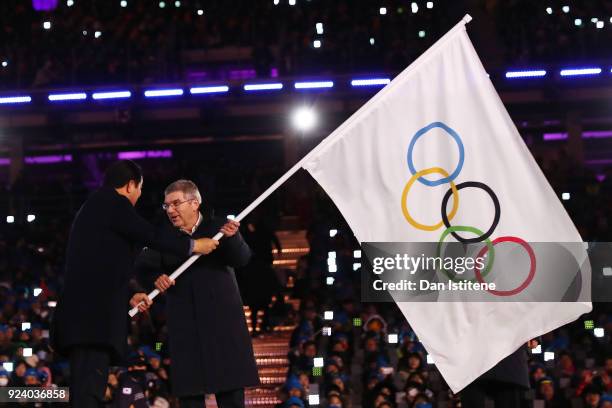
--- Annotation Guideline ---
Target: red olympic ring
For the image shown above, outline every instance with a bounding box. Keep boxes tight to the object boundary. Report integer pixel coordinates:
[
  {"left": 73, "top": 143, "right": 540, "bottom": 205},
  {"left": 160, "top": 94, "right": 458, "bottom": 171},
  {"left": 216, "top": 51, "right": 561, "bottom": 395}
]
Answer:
[{"left": 474, "top": 236, "right": 536, "bottom": 296}]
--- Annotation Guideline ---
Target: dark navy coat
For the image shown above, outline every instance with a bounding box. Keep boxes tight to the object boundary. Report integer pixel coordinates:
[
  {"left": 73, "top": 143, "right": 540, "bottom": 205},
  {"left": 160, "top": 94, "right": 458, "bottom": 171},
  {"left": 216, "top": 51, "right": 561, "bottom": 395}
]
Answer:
[
  {"left": 51, "top": 186, "right": 191, "bottom": 362},
  {"left": 136, "top": 215, "right": 260, "bottom": 396}
]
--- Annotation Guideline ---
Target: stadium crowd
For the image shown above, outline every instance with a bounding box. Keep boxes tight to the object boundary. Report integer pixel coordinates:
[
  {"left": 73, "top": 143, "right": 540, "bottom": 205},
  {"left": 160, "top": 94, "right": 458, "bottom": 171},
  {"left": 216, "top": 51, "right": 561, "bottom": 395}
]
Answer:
[{"left": 0, "top": 0, "right": 610, "bottom": 88}]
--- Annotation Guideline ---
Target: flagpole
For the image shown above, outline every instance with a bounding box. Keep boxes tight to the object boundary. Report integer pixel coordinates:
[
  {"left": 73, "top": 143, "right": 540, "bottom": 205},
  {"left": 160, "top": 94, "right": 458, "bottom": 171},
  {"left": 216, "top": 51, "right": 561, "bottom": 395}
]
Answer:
[{"left": 129, "top": 15, "right": 473, "bottom": 317}]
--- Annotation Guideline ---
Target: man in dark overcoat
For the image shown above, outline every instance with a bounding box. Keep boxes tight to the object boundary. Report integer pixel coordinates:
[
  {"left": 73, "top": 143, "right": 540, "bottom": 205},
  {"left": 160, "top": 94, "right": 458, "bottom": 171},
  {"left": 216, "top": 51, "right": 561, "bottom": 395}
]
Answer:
[
  {"left": 136, "top": 179, "right": 260, "bottom": 408},
  {"left": 51, "top": 161, "right": 217, "bottom": 408}
]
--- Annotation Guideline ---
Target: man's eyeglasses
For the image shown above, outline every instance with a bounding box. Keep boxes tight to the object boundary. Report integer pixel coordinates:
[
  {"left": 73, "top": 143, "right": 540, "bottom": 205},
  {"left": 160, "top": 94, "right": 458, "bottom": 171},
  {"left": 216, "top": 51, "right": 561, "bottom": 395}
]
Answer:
[{"left": 162, "top": 199, "right": 193, "bottom": 211}]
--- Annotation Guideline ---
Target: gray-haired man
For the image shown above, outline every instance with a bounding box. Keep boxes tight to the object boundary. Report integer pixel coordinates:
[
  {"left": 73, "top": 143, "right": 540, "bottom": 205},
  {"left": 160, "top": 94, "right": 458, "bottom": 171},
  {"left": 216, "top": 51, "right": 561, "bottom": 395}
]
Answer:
[{"left": 136, "top": 180, "right": 260, "bottom": 408}]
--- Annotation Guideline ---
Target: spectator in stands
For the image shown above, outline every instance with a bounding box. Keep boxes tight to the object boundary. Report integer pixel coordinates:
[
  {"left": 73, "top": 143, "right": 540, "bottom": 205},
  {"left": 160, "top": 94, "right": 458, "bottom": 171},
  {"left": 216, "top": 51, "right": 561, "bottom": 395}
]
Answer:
[
  {"left": 0, "top": 368, "right": 9, "bottom": 387},
  {"left": 537, "top": 376, "right": 570, "bottom": 408}
]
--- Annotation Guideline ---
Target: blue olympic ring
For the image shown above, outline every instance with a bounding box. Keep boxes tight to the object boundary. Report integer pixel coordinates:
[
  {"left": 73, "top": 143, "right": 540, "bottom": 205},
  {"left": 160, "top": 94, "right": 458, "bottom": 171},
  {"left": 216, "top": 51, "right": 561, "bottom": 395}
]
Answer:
[{"left": 407, "top": 122, "right": 465, "bottom": 187}]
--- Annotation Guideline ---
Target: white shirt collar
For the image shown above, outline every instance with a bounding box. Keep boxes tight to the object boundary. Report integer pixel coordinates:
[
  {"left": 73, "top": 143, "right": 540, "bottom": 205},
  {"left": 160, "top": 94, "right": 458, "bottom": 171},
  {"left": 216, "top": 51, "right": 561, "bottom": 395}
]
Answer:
[{"left": 183, "top": 212, "right": 203, "bottom": 236}]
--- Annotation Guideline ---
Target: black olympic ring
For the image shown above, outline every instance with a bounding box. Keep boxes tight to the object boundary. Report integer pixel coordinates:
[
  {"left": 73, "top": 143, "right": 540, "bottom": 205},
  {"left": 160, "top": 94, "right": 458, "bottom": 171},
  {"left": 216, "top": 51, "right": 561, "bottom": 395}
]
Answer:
[{"left": 440, "top": 181, "right": 501, "bottom": 244}]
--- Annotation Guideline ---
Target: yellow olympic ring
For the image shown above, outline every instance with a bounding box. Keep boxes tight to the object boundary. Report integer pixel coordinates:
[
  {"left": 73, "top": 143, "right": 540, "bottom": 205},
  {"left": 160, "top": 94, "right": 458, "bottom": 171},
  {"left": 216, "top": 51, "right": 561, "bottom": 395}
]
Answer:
[{"left": 401, "top": 167, "right": 459, "bottom": 231}]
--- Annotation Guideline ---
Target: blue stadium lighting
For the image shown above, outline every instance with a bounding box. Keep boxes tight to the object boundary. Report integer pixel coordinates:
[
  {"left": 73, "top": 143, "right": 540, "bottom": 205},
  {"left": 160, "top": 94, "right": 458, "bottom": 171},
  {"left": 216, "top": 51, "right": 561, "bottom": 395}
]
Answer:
[
  {"left": 189, "top": 86, "right": 230, "bottom": 94},
  {"left": 350, "top": 78, "right": 391, "bottom": 87},
  {"left": 560, "top": 67, "right": 602, "bottom": 77},
  {"left": 144, "top": 88, "right": 184, "bottom": 97},
  {"left": 0, "top": 96, "right": 32, "bottom": 104},
  {"left": 92, "top": 91, "right": 132, "bottom": 100},
  {"left": 505, "top": 70, "right": 547, "bottom": 78},
  {"left": 243, "top": 83, "right": 283, "bottom": 91},
  {"left": 48, "top": 92, "right": 87, "bottom": 101},
  {"left": 294, "top": 81, "right": 334, "bottom": 89}
]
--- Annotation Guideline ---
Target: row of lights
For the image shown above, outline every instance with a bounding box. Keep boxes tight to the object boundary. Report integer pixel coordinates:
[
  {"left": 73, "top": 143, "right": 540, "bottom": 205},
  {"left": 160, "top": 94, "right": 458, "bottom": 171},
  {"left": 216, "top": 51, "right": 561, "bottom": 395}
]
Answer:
[
  {"left": 6, "top": 215, "right": 36, "bottom": 223},
  {"left": 545, "top": 5, "right": 612, "bottom": 28},
  {"left": 506, "top": 66, "right": 612, "bottom": 78},
  {"left": 0, "top": 79, "right": 392, "bottom": 105}
]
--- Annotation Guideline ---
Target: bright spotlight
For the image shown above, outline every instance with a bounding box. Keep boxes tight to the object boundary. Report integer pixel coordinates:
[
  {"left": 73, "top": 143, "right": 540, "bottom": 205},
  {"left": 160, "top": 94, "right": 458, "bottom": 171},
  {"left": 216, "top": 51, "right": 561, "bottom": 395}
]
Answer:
[
  {"left": 562, "top": 6, "right": 569, "bottom": 13},
  {"left": 292, "top": 107, "right": 317, "bottom": 132},
  {"left": 546, "top": 7, "right": 552, "bottom": 15},
  {"left": 43, "top": 21, "right": 51, "bottom": 30},
  {"left": 313, "top": 40, "right": 321, "bottom": 48},
  {"left": 411, "top": 3, "right": 418, "bottom": 13},
  {"left": 27, "top": 214, "right": 36, "bottom": 223},
  {"left": 316, "top": 22, "right": 323, "bottom": 34},
  {"left": 379, "top": 7, "right": 387, "bottom": 15},
  {"left": 120, "top": 0, "right": 127, "bottom": 7},
  {"left": 197, "top": 9, "right": 204, "bottom": 15},
  {"left": 6, "top": 216, "right": 14, "bottom": 223}
]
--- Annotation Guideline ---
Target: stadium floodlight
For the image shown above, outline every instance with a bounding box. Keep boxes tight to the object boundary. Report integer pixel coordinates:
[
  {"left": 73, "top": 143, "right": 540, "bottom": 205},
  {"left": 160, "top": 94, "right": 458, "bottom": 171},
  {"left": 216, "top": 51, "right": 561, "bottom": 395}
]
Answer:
[
  {"left": 505, "top": 70, "right": 547, "bottom": 78},
  {"left": 294, "top": 81, "right": 333, "bottom": 89},
  {"left": 48, "top": 92, "right": 87, "bottom": 101},
  {"left": 0, "top": 96, "right": 32, "bottom": 104},
  {"left": 190, "top": 86, "right": 229, "bottom": 94},
  {"left": 244, "top": 83, "right": 283, "bottom": 91},
  {"left": 291, "top": 106, "right": 317, "bottom": 132},
  {"left": 175, "top": 0, "right": 181, "bottom": 7},
  {"left": 159, "top": 1, "right": 165, "bottom": 8},
  {"left": 351, "top": 78, "right": 391, "bottom": 86},
  {"left": 560, "top": 67, "right": 602, "bottom": 76},
  {"left": 144, "top": 88, "right": 184, "bottom": 97},
  {"left": 1, "top": 61, "right": 7, "bottom": 67},
  {"left": 92, "top": 90, "right": 131, "bottom": 100}
]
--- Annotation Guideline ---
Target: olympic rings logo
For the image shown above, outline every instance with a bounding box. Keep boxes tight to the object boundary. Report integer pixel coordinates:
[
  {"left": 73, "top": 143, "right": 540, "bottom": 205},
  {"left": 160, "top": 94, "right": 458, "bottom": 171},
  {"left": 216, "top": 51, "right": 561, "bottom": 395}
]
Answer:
[{"left": 401, "top": 122, "right": 535, "bottom": 296}]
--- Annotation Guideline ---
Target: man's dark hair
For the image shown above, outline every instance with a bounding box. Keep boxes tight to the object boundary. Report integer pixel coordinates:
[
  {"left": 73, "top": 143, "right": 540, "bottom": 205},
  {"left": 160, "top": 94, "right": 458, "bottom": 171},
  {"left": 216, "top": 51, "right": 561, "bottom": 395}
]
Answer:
[{"left": 103, "top": 160, "right": 143, "bottom": 188}]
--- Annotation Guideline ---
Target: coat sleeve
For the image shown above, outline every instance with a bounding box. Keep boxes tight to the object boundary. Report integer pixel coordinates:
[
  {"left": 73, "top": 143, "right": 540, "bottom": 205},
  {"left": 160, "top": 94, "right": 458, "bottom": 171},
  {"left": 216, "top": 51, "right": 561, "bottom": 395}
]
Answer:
[
  {"left": 109, "top": 198, "right": 191, "bottom": 257},
  {"left": 218, "top": 231, "right": 252, "bottom": 268},
  {"left": 134, "top": 248, "right": 164, "bottom": 292}
]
